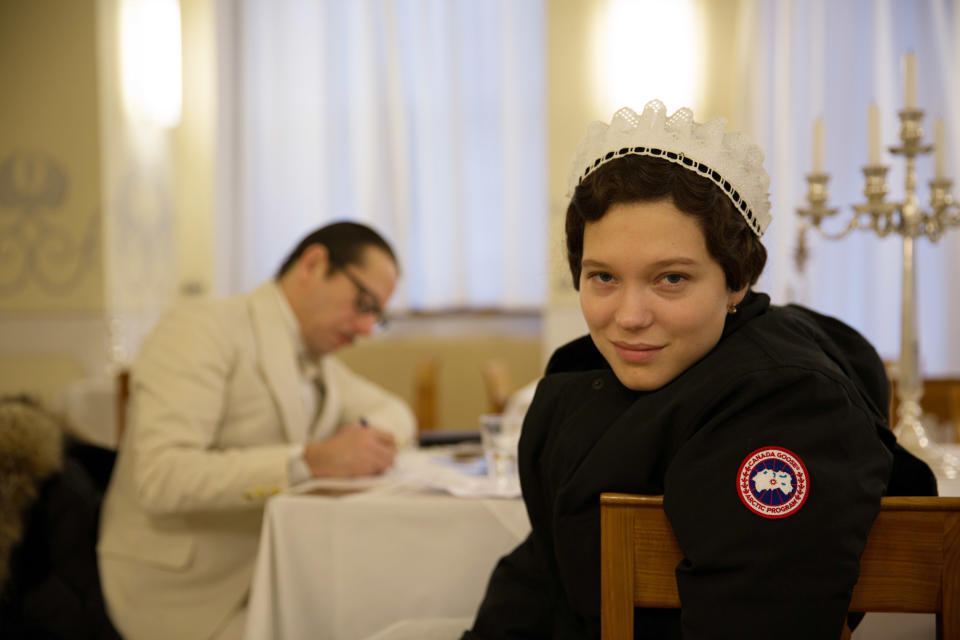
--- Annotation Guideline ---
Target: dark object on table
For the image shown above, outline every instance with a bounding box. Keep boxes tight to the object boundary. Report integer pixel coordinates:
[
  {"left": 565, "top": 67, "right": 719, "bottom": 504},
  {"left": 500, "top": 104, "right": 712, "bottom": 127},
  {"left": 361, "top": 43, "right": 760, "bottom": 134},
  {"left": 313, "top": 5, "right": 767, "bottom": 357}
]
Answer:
[{"left": 419, "top": 429, "right": 482, "bottom": 447}]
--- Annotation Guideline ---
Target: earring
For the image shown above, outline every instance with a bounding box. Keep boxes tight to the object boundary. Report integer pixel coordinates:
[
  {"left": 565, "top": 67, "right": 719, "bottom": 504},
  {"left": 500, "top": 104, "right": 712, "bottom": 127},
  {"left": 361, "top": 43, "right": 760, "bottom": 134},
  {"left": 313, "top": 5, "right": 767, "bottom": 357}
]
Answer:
[{"left": 727, "top": 303, "right": 738, "bottom": 314}]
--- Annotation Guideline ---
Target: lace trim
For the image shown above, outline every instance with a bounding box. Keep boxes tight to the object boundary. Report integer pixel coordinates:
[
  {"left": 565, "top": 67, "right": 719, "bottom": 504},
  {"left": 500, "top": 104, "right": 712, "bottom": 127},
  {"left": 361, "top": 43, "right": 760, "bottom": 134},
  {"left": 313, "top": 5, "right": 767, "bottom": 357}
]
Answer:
[{"left": 577, "top": 146, "right": 763, "bottom": 236}]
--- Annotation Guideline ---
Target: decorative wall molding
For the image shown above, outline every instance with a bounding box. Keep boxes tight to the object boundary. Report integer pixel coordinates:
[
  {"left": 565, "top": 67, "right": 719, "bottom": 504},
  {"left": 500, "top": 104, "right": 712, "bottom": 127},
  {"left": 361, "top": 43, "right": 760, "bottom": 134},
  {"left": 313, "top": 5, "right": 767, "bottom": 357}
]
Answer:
[
  {"left": 0, "top": 150, "right": 100, "bottom": 295},
  {"left": 0, "top": 310, "right": 111, "bottom": 377}
]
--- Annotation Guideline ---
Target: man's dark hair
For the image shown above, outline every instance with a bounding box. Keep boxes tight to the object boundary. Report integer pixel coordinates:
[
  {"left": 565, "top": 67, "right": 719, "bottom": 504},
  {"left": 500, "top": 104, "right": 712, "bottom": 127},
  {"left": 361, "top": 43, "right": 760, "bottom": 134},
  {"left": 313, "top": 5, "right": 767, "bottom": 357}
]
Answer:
[
  {"left": 275, "top": 221, "right": 398, "bottom": 278},
  {"left": 565, "top": 155, "right": 767, "bottom": 291}
]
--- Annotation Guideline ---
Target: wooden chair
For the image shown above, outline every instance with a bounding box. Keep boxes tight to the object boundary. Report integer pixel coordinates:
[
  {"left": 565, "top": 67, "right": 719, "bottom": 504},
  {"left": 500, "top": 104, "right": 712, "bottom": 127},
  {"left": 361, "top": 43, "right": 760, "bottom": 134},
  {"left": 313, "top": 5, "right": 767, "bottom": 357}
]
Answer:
[
  {"left": 481, "top": 359, "right": 512, "bottom": 415},
  {"left": 115, "top": 368, "right": 131, "bottom": 443},
  {"left": 414, "top": 358, "right": 439, "bottom": 431},
  {"left": 600, "top": 493, "right": 960, "bottom": 639}
]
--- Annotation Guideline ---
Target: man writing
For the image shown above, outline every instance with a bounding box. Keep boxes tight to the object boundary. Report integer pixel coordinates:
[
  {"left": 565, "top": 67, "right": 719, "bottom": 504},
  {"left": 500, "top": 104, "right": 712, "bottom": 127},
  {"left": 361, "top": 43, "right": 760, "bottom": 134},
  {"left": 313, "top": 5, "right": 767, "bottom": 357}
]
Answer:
[{"left": 98, "top": 222, "right": 415, "bottom": 640}]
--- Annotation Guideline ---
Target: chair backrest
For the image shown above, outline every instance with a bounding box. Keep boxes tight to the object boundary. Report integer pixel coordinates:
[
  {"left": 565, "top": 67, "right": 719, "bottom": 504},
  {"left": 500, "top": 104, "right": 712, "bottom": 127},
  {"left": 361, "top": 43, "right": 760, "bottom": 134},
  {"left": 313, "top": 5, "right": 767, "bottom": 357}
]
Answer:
[
  {"left": 115, "top": 368, "right": 131, "bottom": 443},
  {"left": 600, "top": 493, "right": 960, "bottom": 640},
  {"left": 481, "top": 359, "right": 512, "bottom": 415},
  {"left": 414, "top": 358, "right": 439, "bottom": 431}
]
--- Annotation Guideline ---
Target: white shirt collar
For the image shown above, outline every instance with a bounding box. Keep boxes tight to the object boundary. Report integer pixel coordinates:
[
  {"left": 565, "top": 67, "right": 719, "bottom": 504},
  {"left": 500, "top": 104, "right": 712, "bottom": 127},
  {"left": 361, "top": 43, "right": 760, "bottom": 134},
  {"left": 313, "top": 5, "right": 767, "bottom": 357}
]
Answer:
[{"left": 268, "top": 281, "right": 319, "bottom": 373}]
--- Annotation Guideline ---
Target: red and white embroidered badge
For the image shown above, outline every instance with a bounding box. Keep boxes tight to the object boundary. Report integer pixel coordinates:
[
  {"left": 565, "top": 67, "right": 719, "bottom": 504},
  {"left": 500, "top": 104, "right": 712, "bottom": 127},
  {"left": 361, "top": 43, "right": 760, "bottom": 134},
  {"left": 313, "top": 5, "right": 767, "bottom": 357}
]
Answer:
[{"left": 737, "top": 446, "right": 809, "bottom": 519}]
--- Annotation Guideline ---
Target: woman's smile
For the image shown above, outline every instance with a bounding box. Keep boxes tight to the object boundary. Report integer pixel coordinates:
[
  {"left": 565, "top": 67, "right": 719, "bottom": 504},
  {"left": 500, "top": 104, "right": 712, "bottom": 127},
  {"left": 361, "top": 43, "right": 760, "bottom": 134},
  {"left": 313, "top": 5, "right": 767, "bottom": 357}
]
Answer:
[{"left": 612, "top": 341, "right": 665, "bottom": 364}]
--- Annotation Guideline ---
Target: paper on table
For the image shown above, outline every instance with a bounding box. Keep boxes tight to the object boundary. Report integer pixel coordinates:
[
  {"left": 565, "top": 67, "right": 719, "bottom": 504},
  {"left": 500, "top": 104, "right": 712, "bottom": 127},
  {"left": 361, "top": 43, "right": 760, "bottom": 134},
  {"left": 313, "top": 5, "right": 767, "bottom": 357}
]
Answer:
[
  {"left": 289, "top": 473, "right": 398, "bottom": 495},
  {"left": 289, "top": 448, "right": 521, "bottom": 498}
]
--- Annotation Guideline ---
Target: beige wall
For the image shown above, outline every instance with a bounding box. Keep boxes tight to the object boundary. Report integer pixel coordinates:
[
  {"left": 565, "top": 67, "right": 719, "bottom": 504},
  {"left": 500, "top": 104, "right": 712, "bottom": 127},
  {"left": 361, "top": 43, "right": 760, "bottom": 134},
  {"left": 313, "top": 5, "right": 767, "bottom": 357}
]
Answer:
[
  {"left": 698, "top": 0, "right": 749, "bottom": 129},
  {"left": 0, "top": 0, "right": 106, "bottom": 404},
  {"left": 0, "top": 0, "right": 217, "bottom": 404},
  {"left": 542, "top": 0, "right": 599, "bottom": 358},
  {"left": 0, "top": 0, "right": 103, "bottom": 312}
]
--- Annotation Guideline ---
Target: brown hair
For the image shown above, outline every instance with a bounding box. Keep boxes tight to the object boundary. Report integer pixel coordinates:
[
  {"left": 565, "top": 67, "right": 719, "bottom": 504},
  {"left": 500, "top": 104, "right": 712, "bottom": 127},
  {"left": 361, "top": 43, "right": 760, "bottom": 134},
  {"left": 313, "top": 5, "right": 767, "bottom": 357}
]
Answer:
[
  {"left": 565, "top": 155, "right": 767, "bottom": 290},
  {"left": 275, "top": 221, "right": 398, "bottom": 278}
]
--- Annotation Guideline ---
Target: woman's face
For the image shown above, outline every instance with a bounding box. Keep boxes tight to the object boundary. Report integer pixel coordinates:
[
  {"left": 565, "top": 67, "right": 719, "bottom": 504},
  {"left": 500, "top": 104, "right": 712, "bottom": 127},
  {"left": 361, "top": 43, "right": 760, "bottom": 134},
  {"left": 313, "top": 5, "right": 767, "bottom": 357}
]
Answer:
[{"left": 579, "top": 199, "right": 746, "bottom": 391}]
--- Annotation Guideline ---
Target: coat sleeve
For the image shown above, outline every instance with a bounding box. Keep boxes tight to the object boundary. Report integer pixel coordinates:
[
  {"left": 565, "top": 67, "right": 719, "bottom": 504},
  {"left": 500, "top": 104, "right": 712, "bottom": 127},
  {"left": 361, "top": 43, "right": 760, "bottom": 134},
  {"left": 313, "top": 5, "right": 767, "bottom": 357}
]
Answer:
[
  {"left": 662, "top": 366, "right": 893, "bottom": 639},
  {"left": 130, "top": 303, "right": 291, "bottom": 515}
]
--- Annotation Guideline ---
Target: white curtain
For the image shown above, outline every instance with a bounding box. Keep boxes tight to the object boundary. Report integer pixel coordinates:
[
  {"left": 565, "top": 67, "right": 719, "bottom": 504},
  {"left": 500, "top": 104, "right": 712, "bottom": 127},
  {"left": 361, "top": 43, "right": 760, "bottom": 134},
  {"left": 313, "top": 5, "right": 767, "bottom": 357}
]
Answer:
[
  {"left": 735, "top": 0, "right": 960, "bottom": 376},
  {"left": 218, "top": 0, "right": 546, "bottom": 312}
]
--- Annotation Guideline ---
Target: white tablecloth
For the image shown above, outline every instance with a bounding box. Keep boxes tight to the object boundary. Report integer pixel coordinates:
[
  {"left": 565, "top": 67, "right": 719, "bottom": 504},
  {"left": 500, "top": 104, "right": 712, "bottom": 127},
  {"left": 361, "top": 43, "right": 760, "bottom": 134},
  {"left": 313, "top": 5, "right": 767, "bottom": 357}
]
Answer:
[{"left": 244, "top": 452, "right": 529, "bottom": 640}]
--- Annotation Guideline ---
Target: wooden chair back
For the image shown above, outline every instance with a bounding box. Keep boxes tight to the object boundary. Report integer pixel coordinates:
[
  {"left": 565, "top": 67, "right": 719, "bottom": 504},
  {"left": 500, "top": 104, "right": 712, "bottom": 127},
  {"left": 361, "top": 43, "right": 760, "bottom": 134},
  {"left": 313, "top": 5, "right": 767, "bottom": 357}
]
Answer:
[
  {"left": 600, "top": 493, "right": 960, "bottom": 639},
  {"left": 414, "top": 358, "right": 439, "bottom": 431},
  {"left": 115, "top": 368, "right": 131, "bottom": 443},
  {"left": 482, "top": 359, "right": 512, "bottom": 415}
]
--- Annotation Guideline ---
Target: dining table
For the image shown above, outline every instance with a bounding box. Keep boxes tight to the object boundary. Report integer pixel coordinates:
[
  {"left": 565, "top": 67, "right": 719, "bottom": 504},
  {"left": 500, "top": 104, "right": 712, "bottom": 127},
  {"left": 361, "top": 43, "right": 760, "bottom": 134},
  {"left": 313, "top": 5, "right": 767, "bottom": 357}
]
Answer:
[{"left": 243, "top": 446, "right": 528, "bottom": 640}]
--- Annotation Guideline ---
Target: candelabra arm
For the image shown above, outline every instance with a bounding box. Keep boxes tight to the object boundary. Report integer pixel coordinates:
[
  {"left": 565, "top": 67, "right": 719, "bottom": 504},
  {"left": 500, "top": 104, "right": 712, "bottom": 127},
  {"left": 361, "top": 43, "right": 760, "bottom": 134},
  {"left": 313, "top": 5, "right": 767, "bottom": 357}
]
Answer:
[{"left": 811, "top": 217, "right": 859, "bottom": 240}]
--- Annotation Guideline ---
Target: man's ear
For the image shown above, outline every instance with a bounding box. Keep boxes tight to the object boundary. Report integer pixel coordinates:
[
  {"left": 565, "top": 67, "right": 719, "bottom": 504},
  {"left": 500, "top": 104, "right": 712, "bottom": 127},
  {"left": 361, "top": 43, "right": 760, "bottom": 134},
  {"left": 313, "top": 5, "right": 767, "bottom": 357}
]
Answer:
[{"left": 299, "top": 243, "right": 330, "bottom": 278}]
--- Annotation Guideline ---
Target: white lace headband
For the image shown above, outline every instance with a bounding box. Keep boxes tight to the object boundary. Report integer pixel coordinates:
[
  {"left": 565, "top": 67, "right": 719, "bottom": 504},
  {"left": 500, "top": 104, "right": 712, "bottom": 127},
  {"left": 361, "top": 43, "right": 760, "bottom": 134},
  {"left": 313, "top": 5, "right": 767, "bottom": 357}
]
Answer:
[{"left": 566, "top": 100, "right": 772, "bottom": 237}]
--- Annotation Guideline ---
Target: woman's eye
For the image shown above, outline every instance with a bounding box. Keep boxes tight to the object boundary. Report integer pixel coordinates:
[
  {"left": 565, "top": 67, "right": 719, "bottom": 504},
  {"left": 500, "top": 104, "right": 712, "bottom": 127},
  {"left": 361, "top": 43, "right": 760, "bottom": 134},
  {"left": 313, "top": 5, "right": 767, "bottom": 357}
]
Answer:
[
  {"left": 661, "top": 273, "right": 687, "bottom": 285},
  {"left": 587, "top": 271, "right": 615, "bottom": 284}
]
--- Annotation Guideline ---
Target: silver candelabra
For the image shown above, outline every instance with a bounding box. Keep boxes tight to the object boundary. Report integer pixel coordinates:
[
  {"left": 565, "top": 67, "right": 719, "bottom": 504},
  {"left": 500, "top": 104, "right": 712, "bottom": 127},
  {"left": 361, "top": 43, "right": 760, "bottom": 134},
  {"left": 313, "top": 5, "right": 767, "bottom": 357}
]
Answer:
[{"left": 796, "top": 107, "right": 960, "bottom": 478}]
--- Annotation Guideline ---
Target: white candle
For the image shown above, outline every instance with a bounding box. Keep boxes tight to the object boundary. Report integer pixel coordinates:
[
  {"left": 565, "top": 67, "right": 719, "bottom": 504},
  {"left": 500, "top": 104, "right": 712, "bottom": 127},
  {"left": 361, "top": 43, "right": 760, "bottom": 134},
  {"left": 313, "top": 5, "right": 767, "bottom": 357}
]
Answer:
[
  {"left": 934, "top": 118, "right": 946, "bottom": 178},
  {"left": 812, "top": 117, "right": 825, "bottom": 172},
  {"left": 903, "top": 52, "right": 917, "bottom": 109},
  {"left": 868, "top": 103, "right": 881, "bottom": 165}
]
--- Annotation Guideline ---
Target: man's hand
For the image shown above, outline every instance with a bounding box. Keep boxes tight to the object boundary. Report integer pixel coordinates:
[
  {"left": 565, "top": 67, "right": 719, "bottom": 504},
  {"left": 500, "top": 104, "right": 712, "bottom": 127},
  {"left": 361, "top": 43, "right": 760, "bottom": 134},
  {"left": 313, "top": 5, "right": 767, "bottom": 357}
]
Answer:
[{"left": 303, "top": 423, "right": 397, "bottom": 478}]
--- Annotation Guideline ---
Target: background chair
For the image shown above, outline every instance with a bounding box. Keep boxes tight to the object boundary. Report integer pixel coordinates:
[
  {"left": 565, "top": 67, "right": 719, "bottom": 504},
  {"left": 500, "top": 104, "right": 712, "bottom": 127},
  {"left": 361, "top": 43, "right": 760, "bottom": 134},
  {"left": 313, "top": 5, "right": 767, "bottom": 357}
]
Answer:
[
  {"left": 115, "top": 368, "right": 130, "bottom": 443},
  {"left": 600, "top": 493, "right": 960, "bottom": 640},
  {"left": 481, "top": 359, "right": 512, "bottom": 415},
  {"left": 413, "top": 358, "right": 439, "bottom": 432}
]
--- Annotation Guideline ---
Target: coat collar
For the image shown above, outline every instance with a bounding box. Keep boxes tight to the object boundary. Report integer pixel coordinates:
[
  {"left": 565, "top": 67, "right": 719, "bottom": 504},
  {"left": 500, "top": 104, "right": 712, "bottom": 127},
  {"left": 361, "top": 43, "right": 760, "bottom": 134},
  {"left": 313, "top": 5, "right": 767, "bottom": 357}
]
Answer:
[
  {"left": 721, "top": 289, "right": 769, "bottom": 338},
  {"left": 248, "top": 282, "right": 310, "bottom": 443}
]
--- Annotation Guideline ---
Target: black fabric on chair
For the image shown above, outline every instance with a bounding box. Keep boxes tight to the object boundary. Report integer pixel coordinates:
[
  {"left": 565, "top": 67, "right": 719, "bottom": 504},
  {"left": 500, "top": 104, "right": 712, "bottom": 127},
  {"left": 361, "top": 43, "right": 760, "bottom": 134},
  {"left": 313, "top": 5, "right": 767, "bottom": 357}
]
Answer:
[
  {"left": 66, "top": 442, "right": 117, "bottom": 497},
  {"left": 0, "top": 396, "right": 121, "bottom": 640}
]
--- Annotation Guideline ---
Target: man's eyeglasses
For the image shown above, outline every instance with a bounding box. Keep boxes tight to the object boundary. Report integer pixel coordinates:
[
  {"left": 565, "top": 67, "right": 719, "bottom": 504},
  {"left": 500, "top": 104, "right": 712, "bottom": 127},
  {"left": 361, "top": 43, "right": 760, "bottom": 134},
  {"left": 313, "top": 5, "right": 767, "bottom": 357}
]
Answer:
[{"left": 342, "top": 268, "right": 388, "bottom": 328}]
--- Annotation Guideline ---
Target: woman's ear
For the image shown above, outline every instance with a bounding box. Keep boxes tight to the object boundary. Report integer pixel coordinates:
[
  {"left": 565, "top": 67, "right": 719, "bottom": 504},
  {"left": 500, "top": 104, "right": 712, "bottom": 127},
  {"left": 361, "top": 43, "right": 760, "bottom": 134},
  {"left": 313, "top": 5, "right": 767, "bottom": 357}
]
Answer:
[{"left": 727, "top": 285, "right": 748, "bottom": 308}]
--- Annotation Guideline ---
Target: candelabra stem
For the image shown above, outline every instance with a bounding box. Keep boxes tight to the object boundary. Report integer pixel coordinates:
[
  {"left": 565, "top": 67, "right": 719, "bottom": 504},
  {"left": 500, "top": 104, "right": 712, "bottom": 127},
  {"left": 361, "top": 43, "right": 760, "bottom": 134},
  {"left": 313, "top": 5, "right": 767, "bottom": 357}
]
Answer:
[
  {"left": 895, "top": 235, "right": 923, "bottom": 434},
  {"left": 893, "top": 200, "right": 960, "bottom": 478}
]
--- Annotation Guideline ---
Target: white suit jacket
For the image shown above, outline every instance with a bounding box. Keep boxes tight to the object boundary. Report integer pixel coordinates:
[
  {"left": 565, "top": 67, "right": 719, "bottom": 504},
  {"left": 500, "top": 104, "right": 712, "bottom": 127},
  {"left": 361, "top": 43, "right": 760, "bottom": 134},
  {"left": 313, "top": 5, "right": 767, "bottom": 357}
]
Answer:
[{"left": 97, "top": 283, "right": 415, "bottom": 640}]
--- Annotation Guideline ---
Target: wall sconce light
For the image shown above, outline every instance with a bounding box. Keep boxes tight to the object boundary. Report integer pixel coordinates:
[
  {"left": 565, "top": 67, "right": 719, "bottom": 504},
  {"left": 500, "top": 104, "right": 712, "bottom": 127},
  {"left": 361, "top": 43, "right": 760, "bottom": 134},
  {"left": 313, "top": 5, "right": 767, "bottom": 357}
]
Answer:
[{"left": 120, "top": 0, "right": 182, "bottom": 128}]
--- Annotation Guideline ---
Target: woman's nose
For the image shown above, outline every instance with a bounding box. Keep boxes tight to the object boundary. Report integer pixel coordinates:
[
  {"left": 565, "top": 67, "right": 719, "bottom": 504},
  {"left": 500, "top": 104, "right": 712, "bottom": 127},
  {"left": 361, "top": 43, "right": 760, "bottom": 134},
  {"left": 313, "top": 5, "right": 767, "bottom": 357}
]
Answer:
[{"left": 614, "top": 289, "right": 655, "bottom": 330}]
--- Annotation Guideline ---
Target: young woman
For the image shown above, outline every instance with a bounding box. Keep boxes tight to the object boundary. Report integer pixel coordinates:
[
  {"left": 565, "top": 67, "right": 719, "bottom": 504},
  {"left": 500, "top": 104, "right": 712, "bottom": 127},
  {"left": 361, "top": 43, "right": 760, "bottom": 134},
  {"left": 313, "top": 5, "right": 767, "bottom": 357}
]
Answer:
[{"left": 463, "top": 101, "right": 936, "bottom": 639}]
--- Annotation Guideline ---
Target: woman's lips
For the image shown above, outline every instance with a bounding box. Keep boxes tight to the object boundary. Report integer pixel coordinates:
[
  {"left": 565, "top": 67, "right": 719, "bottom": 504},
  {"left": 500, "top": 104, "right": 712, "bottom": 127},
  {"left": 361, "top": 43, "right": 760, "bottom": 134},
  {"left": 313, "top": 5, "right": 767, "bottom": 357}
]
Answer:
[{"left": 612, "top": 341, "right": 664, "bottom": 364}]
